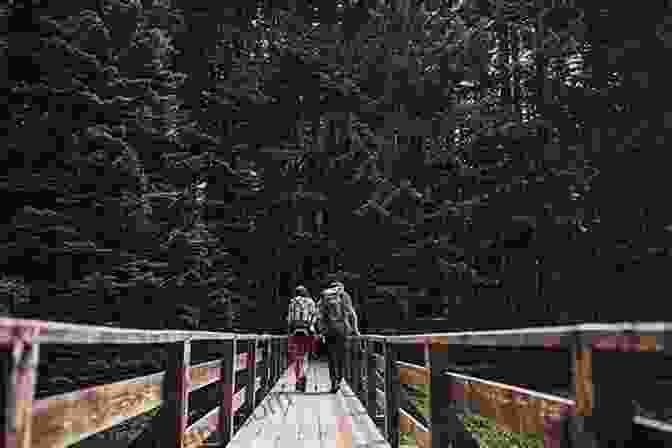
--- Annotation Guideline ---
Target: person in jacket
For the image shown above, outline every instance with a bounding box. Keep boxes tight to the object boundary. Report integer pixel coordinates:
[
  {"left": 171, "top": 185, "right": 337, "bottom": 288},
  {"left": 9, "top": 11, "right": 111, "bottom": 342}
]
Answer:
[
  {"left": 286, "top": 285, "right": 317, "bottom": 392},
  {"left": 316, "top": 281, "right": 360, "bottom": 393}
]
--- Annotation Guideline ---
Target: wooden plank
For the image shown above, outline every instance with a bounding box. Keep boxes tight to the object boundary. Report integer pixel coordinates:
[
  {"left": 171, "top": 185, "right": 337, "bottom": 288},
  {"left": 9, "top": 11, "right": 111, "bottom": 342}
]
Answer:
[
  {"left": 362, "top": 322, "right": 671, "bottom": 351},
  {"left": 384, "top": 341, "right": 400, "bottom": 448},
  {"left": 183, "top": 376, "right": 263, "bottom": 448},
  {"left": 633, "top": 416, "right": 672, "bottom": 433},
  {"left": 184, "top": 406, "right": 220, "bottom": 448},
  {"left": 397, "top": 361, "right": 429, "bottom": 388},
  {"left": 190, "top": 359, "right": 222, "bottom": 392},
  {"left": 1, "top": 324, "right": 40, "bottom": 448},
  {"left": 235, "top": 350, "right": 263, "bottom": 372},
  {"left": 399, "top": 409, "right": 430, "bottom": 448},
  {"left": 0, "top": 317, "right": 285, "bottom": 345},
  {"left": 446, "top": 371, "right": 573, "bottom": 445},
  {"left": 31, "top": 354, "right": 252, "bottom": 448},
  {"left": 32, "top": 370, "right": 165, "bottom": 448},
  {"left": 161, "top": 340, "right": 190, "bottom": 448},
  {"left": 366, "top": 341, "right": 377, "bottom": 418},
  {"left": 244, "top": 339, "right": 257, "bottom": 417},
  {"left": 217, "top": 339, "right": 236, "bottom": 447},
  {"left": 569, "top": 334, "right": 638, "bottom": 447},
  {"left": 373, "top": 353, "right": 385, "bottom": 372},
  {"left": 258, "top": 340, "right": 270, "bottom": 399}
]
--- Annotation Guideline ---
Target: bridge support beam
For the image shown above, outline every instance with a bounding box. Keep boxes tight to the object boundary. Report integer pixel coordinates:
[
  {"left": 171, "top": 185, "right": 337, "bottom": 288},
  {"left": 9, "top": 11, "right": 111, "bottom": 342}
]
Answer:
[
  {"left": 429, "top": 340, "right": 479, "bottom": 448},
  {"left": 384, "top": 340, "right": 400, "bottom": 448},
  {"left": 217, "top": 338, "right": 236, "bottom": 447},
  {"left": 244, "top": 338, "right": 257, "bottom": 419}
]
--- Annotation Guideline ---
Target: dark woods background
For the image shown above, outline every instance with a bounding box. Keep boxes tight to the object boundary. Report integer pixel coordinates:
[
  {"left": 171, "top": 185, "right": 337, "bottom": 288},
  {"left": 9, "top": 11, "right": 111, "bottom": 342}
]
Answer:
[{"left": 2, "top": 0, "right": 672, "bottom": 441}]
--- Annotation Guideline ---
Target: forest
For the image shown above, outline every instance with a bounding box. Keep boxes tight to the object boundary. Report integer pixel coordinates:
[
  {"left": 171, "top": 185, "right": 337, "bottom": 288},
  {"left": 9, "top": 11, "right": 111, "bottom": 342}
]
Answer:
[
  {"left": 3, "top": 0, "right": 671, "bottom": 333},
  {"left": 2, "top": 0, "right": 672, "bottom": 443}
]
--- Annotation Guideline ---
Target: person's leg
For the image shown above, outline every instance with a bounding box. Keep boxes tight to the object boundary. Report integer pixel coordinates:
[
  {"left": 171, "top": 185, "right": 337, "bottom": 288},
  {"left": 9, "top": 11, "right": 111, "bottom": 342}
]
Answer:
[
  {"left": 330, "top": 335, "right": 345, "bottom": 392},
  {"left": 296, "top": 334, "right": 309, "bottom": 391},
  {"left": 288, "top": 334, "right": 299, "bottom": 390},
  {"left": 335, "top": 335, "right": 346, "bottom": 386},
  {"left": 325, "top": 334, "right": 338, "bottom": 389}
]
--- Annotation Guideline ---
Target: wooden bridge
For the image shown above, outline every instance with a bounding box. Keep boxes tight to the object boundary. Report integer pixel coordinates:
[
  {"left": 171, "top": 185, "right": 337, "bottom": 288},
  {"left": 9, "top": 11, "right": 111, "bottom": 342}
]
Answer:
[{"left": 1, "top": 318, "right": 671, "bottom": 448}]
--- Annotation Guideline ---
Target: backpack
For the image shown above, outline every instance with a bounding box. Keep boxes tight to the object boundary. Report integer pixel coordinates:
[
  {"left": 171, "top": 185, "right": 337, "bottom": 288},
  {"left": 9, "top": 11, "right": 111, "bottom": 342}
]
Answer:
[
  {"left": 288, "top": 296, "right": 315, "bottom": 329},
  {"left": 321, "top": 289, "right": 352, "bottom": 336}
]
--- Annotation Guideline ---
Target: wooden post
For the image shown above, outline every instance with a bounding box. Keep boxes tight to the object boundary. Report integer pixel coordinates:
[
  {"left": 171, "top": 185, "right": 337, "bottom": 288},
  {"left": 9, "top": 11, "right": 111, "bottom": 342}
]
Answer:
[
  {"left": 570, "top": 332, "right": 636, "bottom": 447},
  {"left": 383, "top": 340, "right": 400, "bottom": 448},
  {"left": 273, "top": 339, "right": 282, "bottom": 382},
  {"left": 429, "top": 340, "right": 479, "bottom": 448},
  {"left": 270, "top": 340, "right": 277, "bottom": 384},
  {"left": 245, "top": 338, "right": 257, "bottom": 417},
  {"left": 265, "top": 339, "right": 270, "bottom": 393},
  {"left": 366, "top": 340, "right": 377, "bottom": 420},
  {"left": 217, "top": 338, "right": 236, "bottom": 446},
  {"left": 162, "top": 340, "right": 191, "bottom": 448},
  {"left": 256, "top": 340, "right": 267, "bottom": 406},
  {"left": 1, "top": 326, "right": 40, "bottom": 448}
]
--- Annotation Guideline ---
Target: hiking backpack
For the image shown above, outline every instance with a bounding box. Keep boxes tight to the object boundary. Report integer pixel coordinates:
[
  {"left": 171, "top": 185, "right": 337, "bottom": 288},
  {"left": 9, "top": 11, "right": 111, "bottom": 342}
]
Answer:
[
  {"left": 288, "top": 296, "right": 316, "bottom": 329},
  {"left": 320, "top": 288, "right": 352, "bottom": 336}
]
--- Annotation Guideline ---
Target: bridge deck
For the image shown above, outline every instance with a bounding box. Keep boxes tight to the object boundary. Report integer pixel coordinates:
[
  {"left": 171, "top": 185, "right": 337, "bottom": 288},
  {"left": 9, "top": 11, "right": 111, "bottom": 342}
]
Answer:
[{"left": 225, "top": 361, "right": 389, "bottom": 448}]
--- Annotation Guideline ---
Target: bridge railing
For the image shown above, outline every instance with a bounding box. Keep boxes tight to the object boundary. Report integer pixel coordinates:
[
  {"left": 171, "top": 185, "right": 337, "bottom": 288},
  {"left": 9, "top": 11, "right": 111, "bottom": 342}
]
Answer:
[
  {"left": 346, "top": 323, "right": 672, "bottom": 448},
  {"left": 0, "top": 317, "right": 290, "bottom": 448}
]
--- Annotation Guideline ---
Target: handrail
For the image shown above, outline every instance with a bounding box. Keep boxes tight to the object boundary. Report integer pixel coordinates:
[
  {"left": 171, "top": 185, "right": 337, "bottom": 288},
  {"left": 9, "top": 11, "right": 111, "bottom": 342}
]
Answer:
[
  {"left": 344, "top": 322, "right": 672, "bottom": 448},
  {"left": 359, "top": 321, "right": 670, "bottom": 350},
  {"left": 0, "top": 317, "right": 291, "bottom": 448},
  {"left": 2, "top": 317, "right": 670, "bottom": 448},
  {"left": 0, "top": 317, "right": 285, "bottom": 345}
]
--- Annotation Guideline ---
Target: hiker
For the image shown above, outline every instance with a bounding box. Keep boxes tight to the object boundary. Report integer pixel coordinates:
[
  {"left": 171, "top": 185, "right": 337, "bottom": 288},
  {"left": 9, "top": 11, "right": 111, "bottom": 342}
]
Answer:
[
  {"left": 317, "top": 281, "right": 360, "bottom": 393},
  {"left": 287, "top": 285, "right": 317, "bottom": 392}
]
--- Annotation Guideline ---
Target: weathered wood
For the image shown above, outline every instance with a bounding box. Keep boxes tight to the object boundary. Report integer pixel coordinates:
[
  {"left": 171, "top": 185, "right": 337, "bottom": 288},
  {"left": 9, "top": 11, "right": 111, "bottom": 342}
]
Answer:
[
  {"left": 259, "top": 340, "right": 270, "bottom": 400},
  {"left": 162, "top": 340, "right": 191, "bottom": 448},
  {"left": 570, "top": 334, "right": 637, "bottom": 447},
  {"left": 399, "top": 408, "right": 430, "bottom": 448},
  {"left": 429, "top": 341, "right": 478, "bottom": 448},
  {"left": 183, "top": 406, "right": 219, "bottom": 448},
  {"left": 1, "top": 324, "right": 40, "bottom": 448},
  {"left": 373, "top": 353, "right": 385, "bottom": 372},
  {"left": 33, "top": 370, "right": 165, "bottom": 448},
  {"left": 0, "top": 317, "right": 284, "bottom": 346},
  {"left": 373, "top": 354, "right": 429, "bottom": 388},
  {"left": 446, "top": 371, "right": 573, "bottom": 445},
  {"left": 236, "top": 350, "right": 263, "bottom": 372},
  {"left": 634, "top": 415, "right": 672, "bottom": 433},
  {"left": 270, "top": 340, "right": 277, "bottom": 384},
  {"left": 31, "top": 355, "right": 248, "bottom": 448},
  {"left": 397, "top": 361, "right": 429, "bottom": 388},
  {"left": 217, "top": 339, "right": 236, "bottom": 447},
  {"left": 366, "top": 341, "right": 378, "bottom": 420},
  {"left": 183, "top": 376, "right": 261, "bottom": 448},
  {"left": 383, "top": 341, "right": 400, "bottom": 448},
  {"left": 363, "top": 323, "right": 670, "bottom": 351},
  {"left": 244, "top": 339, "right": 257, "bottom": 418}
]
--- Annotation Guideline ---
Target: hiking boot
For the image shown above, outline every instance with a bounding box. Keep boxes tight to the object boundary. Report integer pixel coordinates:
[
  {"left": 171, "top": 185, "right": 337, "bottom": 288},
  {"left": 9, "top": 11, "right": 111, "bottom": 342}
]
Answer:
[{"left": 297, "top": 378, "right": 307, "bottom": 393}]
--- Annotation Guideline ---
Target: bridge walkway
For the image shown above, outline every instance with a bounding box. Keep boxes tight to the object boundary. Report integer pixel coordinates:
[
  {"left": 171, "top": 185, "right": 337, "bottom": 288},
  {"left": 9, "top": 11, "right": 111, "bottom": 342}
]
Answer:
[{"left": 226, "top": 360, "right": 389, "bottom": 448}]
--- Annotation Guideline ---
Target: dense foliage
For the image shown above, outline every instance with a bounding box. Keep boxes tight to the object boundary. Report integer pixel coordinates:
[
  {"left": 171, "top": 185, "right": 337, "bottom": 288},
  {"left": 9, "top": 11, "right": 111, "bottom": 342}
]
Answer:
[{"left": 3, "top": 0, "right": 671, "bottom": 333}]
